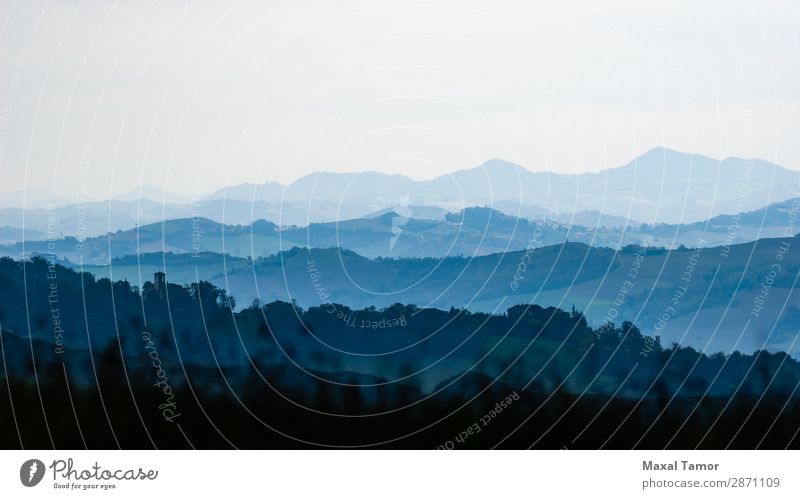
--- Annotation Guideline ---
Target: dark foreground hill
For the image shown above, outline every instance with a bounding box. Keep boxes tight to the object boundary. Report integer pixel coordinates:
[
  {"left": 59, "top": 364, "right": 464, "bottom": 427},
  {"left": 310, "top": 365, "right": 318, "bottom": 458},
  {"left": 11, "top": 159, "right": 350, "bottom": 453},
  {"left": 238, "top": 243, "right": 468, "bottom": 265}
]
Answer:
[{"left": 1, "top": 256, "right": 799, "bottom": 449}]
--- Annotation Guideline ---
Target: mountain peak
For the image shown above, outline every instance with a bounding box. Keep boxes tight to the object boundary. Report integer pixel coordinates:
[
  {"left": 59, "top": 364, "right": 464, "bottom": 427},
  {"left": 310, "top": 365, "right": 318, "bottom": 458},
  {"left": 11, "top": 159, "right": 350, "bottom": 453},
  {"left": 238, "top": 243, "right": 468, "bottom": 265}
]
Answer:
[
  {"left": 478, "top": 158, "right": 528, "bottom": 172},
  {"left": 635, "top": 146, "right": 695, "bottom": 162},
  {"left": 113, "top": 184, "right": 192, "bottom": 203}
]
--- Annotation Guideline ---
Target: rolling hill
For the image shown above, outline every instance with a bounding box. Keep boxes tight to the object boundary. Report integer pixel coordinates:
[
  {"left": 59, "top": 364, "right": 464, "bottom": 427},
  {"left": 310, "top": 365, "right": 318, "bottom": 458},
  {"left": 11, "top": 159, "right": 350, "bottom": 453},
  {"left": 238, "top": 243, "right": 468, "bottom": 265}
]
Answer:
[
  {"left": 64, "top": 235, "right": 800, "bottom": 357},
  {"left": 4, "top": 196, "right": 799, "bottom": 265}
]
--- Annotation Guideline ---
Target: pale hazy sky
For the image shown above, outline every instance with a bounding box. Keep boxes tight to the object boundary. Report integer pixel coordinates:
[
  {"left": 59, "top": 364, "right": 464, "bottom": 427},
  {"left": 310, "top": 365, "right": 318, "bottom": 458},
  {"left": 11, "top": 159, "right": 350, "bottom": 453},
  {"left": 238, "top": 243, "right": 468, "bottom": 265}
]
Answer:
[{"left": 0, "top": 0, "right": 798, "bottom": 198}]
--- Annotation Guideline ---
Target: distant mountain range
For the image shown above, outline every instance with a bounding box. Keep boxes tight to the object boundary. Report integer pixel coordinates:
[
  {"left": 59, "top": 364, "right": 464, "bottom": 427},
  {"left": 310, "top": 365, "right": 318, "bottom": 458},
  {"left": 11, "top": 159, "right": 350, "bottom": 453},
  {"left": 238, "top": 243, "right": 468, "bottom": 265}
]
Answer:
[
  {"left": 207, "top": 147, "right": 800, "bottom": 223},
  {"left": 2, "top": 148, "right": 798, "bottom": 238}
]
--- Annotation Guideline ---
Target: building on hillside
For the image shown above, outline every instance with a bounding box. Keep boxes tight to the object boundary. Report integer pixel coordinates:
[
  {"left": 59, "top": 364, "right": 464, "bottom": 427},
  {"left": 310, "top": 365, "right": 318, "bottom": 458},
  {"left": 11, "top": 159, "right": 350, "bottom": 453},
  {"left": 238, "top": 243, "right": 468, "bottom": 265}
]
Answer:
[{"left": 143, "top": 271, "right": 167, "bottom": 299}]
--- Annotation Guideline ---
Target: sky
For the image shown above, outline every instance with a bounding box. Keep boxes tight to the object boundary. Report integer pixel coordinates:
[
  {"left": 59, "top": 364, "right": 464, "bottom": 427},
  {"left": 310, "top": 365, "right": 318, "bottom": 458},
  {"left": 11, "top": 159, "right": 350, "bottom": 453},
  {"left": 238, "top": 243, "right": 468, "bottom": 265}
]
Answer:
[{"left": 0, "top": 0, "right": 798, "bottom": 199}]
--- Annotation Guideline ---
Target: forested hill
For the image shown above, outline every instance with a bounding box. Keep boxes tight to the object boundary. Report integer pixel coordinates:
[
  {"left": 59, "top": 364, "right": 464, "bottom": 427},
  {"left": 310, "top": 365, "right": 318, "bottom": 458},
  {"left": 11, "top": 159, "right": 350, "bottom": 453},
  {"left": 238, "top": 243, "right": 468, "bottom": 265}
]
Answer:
[
  {"left": 3, "top": 255, "right": 800, "bottom": 448},
  {"left": 2, "top": 255, "right": 799, "bottom": 398}
]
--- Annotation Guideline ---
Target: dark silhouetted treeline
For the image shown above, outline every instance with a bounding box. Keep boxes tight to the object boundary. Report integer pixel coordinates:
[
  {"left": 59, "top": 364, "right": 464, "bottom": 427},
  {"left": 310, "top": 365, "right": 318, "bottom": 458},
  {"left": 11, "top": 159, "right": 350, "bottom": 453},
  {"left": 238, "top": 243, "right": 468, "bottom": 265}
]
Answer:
[{"left": 1, "top": 256, "right": 799, "bottom": 449}]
